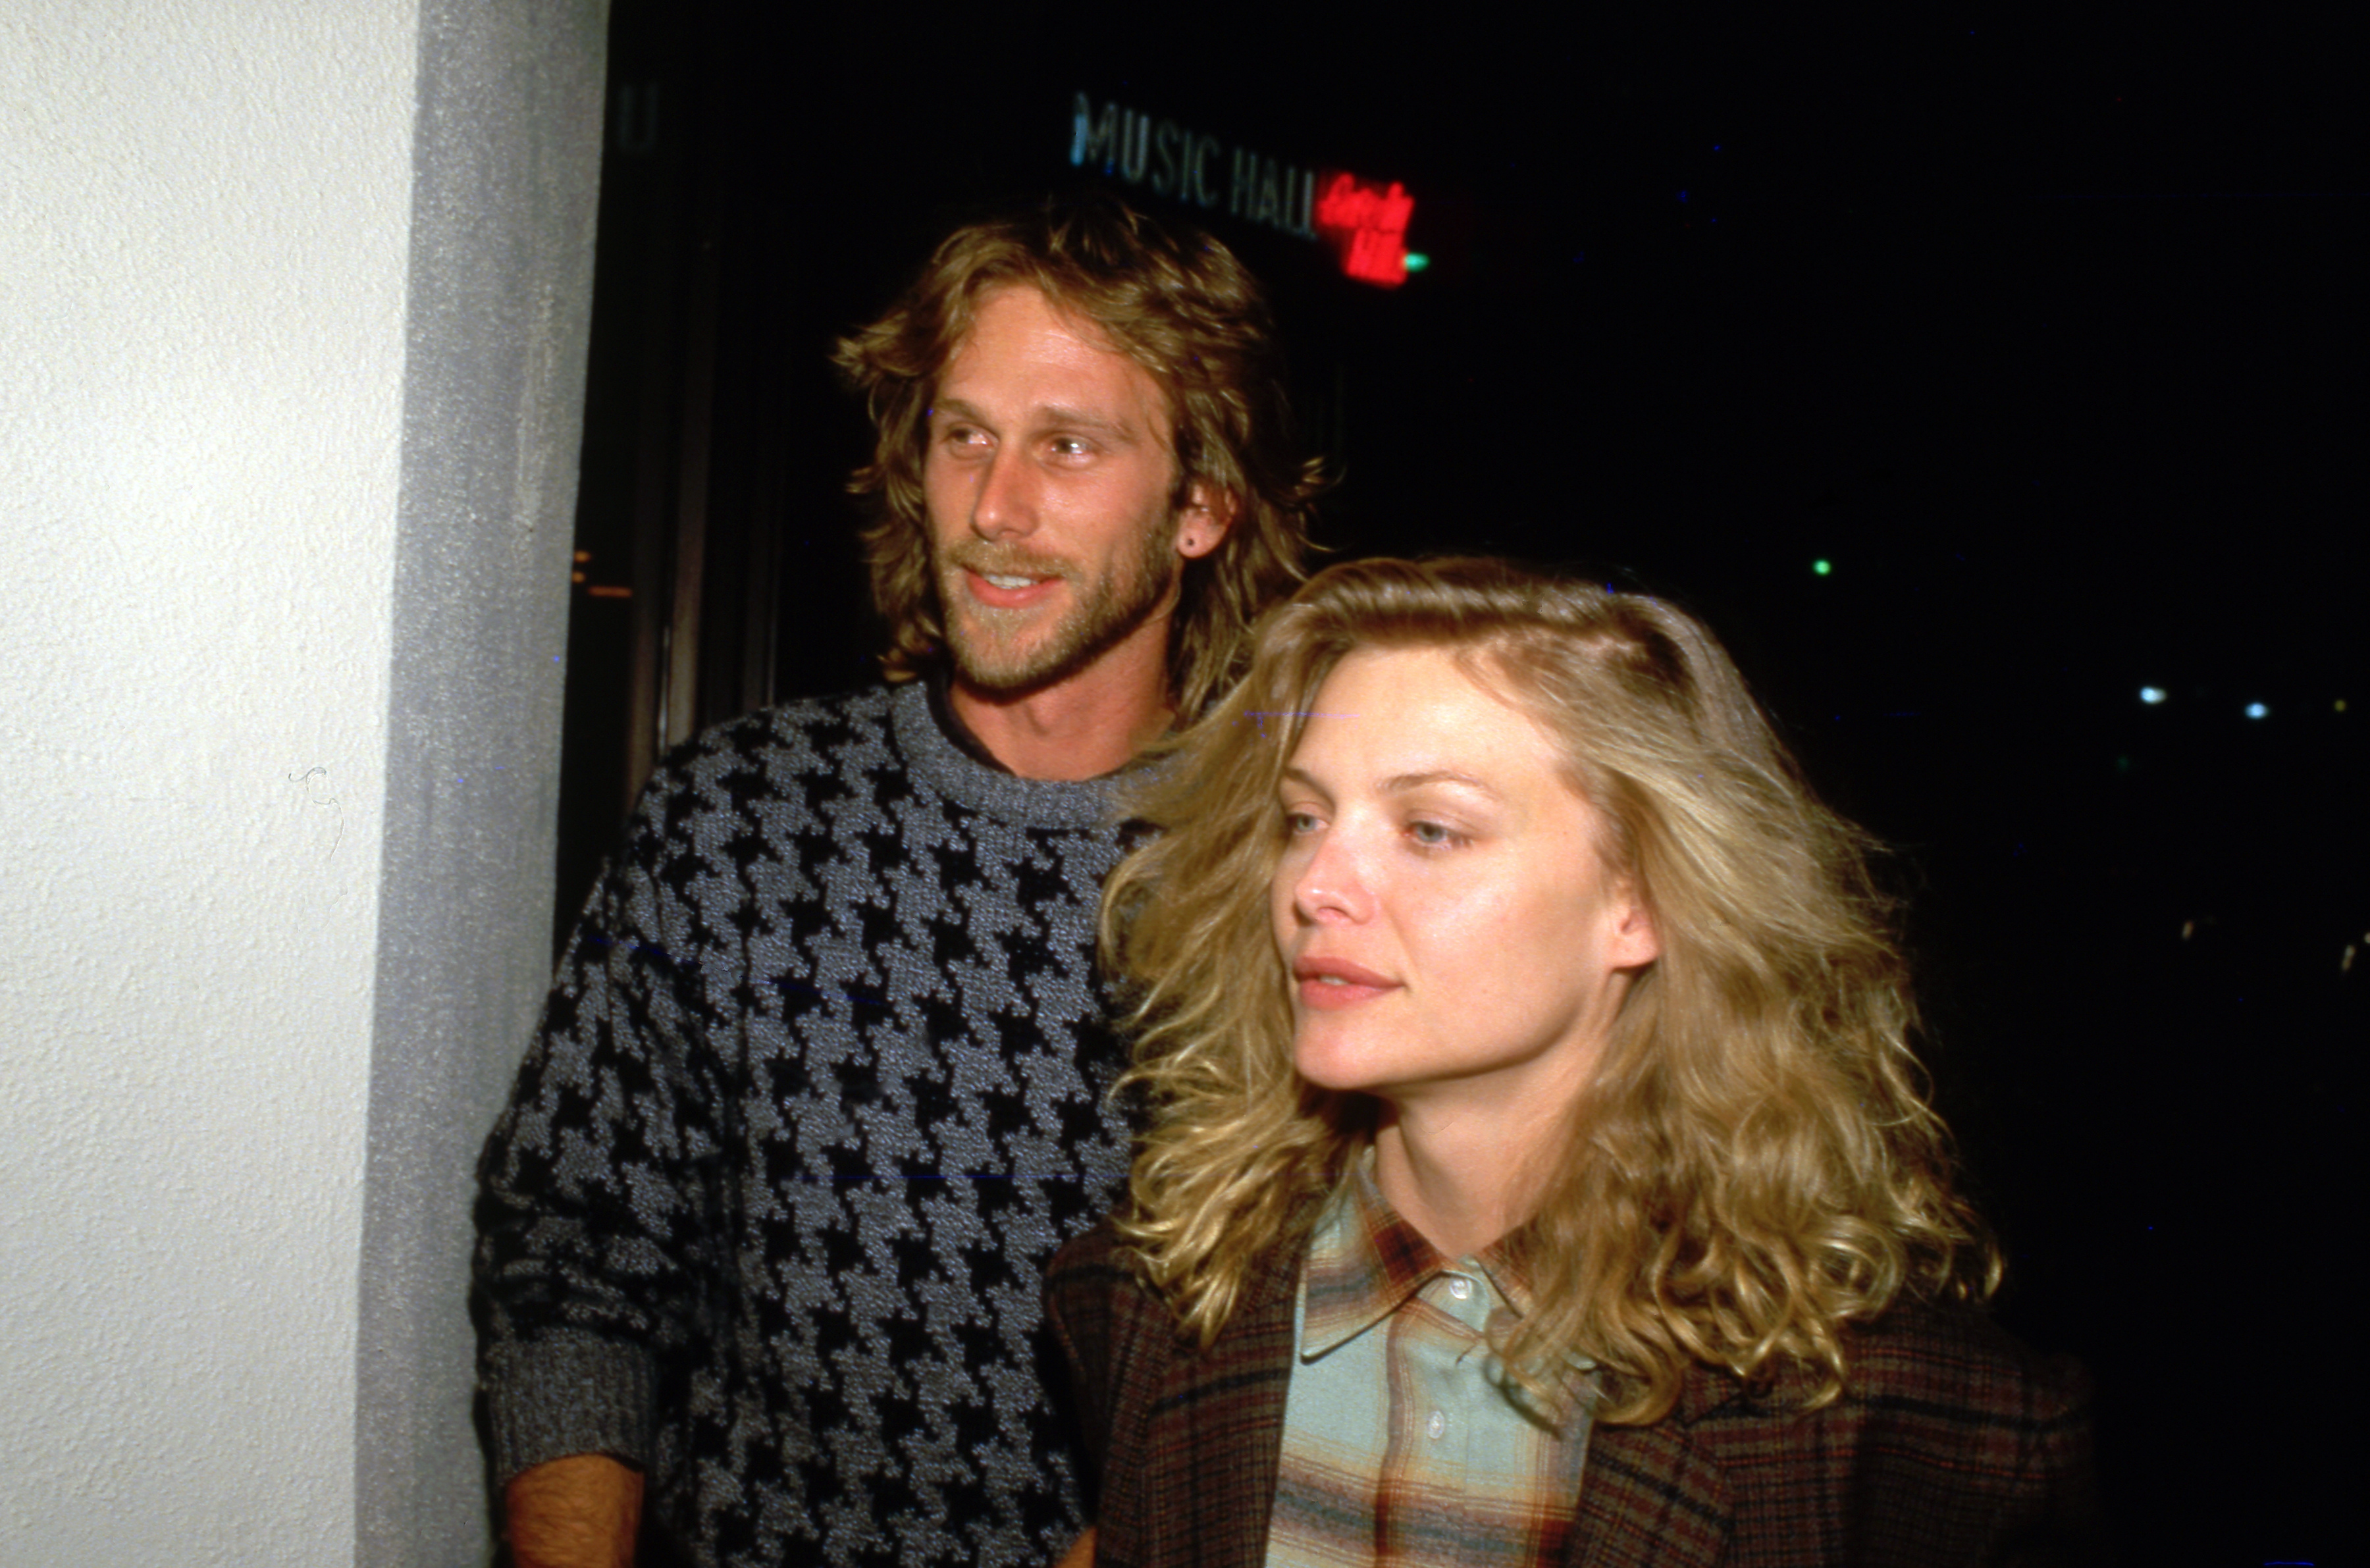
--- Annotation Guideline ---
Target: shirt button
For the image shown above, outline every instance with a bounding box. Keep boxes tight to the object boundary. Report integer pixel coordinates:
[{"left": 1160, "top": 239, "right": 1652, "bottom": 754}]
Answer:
[
  {"left": 1447, "top": 1276, "right": 1474, "bottom": 1301},
  {"left": 1426, "top": 1409, "right": 1448, "bottom": 1441}
]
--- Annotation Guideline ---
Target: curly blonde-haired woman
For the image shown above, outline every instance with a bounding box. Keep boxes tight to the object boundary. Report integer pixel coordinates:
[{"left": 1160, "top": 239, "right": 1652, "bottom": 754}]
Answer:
[{"left": 1047, "top": 557, "right": 2099, "bottom": 1568}]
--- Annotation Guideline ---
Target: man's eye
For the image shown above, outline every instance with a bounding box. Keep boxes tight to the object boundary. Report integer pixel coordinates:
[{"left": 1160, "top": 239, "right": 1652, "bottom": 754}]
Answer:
[{"left": 1048, "top": 436, "right": 1090, "bottom": 457}]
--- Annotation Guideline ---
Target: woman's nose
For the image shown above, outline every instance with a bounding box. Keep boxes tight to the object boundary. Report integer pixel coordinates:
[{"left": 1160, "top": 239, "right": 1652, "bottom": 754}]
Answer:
[{"left": 1291, "top": 829, "right": 1371, "bottom": 924}]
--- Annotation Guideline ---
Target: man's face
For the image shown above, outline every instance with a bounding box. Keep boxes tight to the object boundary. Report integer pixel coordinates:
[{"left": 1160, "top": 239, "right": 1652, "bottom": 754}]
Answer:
[{"left": 922, "top": 285, "right": 1224, "bottom": 698}]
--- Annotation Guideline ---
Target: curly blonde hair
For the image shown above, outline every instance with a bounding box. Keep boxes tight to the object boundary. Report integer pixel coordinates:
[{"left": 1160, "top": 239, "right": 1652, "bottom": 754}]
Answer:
[
  {"left": 1103, "top": 556, "right": 1999, "bottom": 1424},
  {"left": 832, "top": 194, "right": 1319, "bottom": 719}
]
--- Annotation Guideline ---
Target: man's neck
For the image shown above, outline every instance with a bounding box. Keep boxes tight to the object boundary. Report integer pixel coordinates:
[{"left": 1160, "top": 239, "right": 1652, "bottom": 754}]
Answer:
[{"left": 946, "top": 640, "right": 1175, "bottom": 781}]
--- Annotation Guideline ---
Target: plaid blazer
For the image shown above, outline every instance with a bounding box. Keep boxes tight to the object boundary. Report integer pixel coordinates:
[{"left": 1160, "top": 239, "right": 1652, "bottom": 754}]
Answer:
[{"left": 1046, "top": 1220, "right": 2105, "bottom": 1567}]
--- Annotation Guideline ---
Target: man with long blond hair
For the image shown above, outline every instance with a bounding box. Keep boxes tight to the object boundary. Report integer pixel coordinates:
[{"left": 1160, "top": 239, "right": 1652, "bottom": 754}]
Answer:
[
  {"left": 1049, "top": 557, "right": 2099, "bottom": 1566},
  {"left": 474, "top": 195, "right": 1317, "bottom": 1568}
]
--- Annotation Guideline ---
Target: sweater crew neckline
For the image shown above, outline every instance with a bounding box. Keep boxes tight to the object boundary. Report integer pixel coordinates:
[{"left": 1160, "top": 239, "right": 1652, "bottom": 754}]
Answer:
[{"left": 887, "top": 677, "right": 1129, "bottom": 827}]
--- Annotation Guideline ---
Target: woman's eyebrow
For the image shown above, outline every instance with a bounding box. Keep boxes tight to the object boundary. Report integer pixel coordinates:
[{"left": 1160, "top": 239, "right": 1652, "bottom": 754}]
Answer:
[{"left": 1379, "top": 768, "right": 1502, "bottom": 798}]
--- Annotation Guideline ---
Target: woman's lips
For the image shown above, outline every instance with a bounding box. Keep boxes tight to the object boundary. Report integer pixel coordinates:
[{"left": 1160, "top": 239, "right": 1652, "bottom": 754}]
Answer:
[{"left": 1292, "top": 956, "right": 1397, "bottom": 1010}]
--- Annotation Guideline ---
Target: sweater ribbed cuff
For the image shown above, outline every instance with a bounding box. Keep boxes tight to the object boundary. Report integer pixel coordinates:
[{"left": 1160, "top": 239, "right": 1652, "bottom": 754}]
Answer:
[{"left": 483, "top": 1332, "right": 658, "bottom": 1488}]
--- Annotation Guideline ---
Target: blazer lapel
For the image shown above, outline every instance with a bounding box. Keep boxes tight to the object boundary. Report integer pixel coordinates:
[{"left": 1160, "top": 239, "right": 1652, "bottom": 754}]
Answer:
[{"left": 1111, "top": 1241, "right": 1302, "bottom": 1568}]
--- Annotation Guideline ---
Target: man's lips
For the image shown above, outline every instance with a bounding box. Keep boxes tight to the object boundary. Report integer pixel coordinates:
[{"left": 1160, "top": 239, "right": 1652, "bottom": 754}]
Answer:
[
  {"left": 949, "top": 543, "right": 1068, "bottom": 606},
  {"left": 961, "top": 565, "right": 1063, "bottom": 610},
  {"left": 1291, "top": 955, "right": 1398, "bottom": 1009}
]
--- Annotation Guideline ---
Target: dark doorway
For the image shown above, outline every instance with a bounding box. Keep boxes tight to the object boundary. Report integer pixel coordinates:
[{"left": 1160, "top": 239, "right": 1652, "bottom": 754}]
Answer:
[{"left": 551, "top": 9, "right": 2363, "bottom": 1563}]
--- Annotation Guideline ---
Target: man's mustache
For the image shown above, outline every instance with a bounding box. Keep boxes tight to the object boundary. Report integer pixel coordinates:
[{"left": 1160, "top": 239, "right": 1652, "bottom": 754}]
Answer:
[{"left": 943, "top": 543, "right": 1074, "bottom": 582}]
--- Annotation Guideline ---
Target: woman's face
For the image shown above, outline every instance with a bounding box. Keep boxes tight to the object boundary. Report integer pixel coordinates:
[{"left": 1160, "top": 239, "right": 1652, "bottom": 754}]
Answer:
[{"left": 1271, "top": 646, "right": 1660, "bottom": 1130}]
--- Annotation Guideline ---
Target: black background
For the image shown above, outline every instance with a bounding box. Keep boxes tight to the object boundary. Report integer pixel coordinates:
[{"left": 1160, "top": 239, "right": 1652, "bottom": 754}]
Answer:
[{"left": 560, "top": 6, "right": 2365, "bottom": 1561}]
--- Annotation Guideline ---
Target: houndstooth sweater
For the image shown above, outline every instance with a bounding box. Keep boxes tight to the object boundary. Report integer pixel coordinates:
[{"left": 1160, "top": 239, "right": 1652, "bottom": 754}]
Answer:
[{"left": 474, "top": 680, "right": 1137, "bottom": 1567}]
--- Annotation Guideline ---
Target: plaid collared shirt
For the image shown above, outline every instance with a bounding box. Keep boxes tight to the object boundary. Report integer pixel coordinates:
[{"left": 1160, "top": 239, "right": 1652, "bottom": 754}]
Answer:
[{"left": 1263, "top": 1162, "right": 1597, "bottom": 1568}]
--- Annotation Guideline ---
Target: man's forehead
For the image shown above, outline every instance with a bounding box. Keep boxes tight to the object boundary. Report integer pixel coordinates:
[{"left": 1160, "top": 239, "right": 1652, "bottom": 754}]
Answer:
[
  {"left": 938, "top": 283, "right": 1174, "bottom": 430},
  {"left": 951, "top": 283, "right": 1165, "bottom": 385},
  {"left": 965, "top": 280, "right": 1117, "bottom": 349}
]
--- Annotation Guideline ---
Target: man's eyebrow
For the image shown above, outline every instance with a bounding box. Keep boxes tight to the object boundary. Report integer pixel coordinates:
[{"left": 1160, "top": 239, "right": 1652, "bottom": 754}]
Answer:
[
  {"left": 930, "top": 396, "right": 1142, "bottom": 441},
  {"left": 1032, "top": 403, "right": 1143, "bottom": 440}
]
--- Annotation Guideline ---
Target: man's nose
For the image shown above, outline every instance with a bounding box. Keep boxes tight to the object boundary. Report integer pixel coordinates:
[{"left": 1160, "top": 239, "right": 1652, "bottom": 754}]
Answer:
[{"left": 969, "top": 447, "right": 1036, "bottom": 542}]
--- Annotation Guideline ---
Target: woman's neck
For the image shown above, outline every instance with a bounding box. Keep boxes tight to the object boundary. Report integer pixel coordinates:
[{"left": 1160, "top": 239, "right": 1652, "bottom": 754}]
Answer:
[{"left": 1370, "top": 1110, "right": 1555, "bottom": 1261}]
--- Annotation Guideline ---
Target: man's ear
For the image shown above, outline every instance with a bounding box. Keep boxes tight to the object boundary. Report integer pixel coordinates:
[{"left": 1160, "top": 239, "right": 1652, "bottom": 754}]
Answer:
[{"left": 1174, "top": 480, "right": 1237, "bottom": 560}]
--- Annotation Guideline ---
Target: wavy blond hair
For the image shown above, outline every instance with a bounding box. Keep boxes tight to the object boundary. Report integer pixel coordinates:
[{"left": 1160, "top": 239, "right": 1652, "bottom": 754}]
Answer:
[
  {"left": 832, "top": 194, "right": 1319, "bottom": 719},
  {"left": 1103, "top": 556, "right": 1999, "bottom": 1424}
]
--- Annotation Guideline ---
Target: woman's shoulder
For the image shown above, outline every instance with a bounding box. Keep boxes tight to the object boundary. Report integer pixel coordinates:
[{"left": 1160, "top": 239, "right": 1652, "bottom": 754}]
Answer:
[
  {"left": 1670, "top": 1299, "right": 2091, "bottom": 1431},
  {"left": 1843, "top": 1299, "right": 2094, "bottom": 1427},
  {"left": 1657, "top": 1299, "right": 2097, "bottom": 1491},
  {"left": 1646, "top": 1303, "right": 2105, "bottom": 1559},
  {"left": 1049, "top": 1216, "right": 1128, "bottom": 1275},
  {"left": 1044, "top": 1216, "right": 1312, "bottom": 1367},
  {"left": 1045, "top": 1218, "right": 1167, "bottom": 1369}
]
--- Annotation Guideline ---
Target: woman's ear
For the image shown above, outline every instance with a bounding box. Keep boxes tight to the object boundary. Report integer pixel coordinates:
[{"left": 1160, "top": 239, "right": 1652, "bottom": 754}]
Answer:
[{"left": 1608, "top": 885, "right": 1660, "bottom": 972}]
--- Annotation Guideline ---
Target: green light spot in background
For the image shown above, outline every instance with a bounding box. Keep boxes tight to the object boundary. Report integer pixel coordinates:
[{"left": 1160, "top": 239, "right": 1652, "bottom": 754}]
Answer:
[
  {"left": 1402, "top": 253, "right": 1430, "bottom": 272},
  {"left": 1813, "top": 559, "right": 1833, "bottom": 576}
]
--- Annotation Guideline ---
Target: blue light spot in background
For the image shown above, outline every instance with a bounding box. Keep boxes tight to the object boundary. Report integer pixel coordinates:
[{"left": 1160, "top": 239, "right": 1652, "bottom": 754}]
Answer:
[
  {"left": 2140, "top": 686, "right": 2166, "bottom": 704},
  {"left": 2246, "top": 702, "right": 2269, "bottom": 719}
]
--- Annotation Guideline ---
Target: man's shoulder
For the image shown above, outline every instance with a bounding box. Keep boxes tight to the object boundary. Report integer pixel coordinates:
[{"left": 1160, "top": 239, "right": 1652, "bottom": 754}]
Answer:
[
  {"left": 690, "top": 683, "right": 899, "bottom": 761},
  {"left": 637, "top": 685, "right": 903, "bottom": 803}
]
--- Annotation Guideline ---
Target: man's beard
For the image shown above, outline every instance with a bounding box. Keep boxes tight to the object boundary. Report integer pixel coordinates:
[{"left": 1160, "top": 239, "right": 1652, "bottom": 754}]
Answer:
[{"left": 935, "top": 521, "right": 1182, "bottom": 698}]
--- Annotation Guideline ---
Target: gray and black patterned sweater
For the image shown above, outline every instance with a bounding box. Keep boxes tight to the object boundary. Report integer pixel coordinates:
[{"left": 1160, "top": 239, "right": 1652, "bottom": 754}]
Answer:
[{"left": 474, "top": 681, "right": 1138, "bottom": 1567}]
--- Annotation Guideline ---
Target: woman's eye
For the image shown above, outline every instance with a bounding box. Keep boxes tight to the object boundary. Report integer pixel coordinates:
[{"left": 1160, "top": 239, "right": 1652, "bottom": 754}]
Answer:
[
  {"left": 1282, "top": 810, "right": 1321, "bottom": 835},
  {"left": 1408, "top": 820, "right": 1454, "bottom": 847}
]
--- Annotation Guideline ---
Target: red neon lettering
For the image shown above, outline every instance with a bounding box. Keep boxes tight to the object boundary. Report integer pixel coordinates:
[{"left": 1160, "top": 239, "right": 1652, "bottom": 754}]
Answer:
[{"left": 1313, "top": 172, "right": 1414, "bottom": 289}]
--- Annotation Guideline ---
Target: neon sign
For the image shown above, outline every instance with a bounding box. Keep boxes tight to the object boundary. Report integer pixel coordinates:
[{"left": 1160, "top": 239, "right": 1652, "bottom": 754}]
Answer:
[
  {"left": 1069, "top": 93, "right": 1416, "bottom": 291},
  {"left": 1313, "top": 173, "right": 1415, "bottom": 288}
]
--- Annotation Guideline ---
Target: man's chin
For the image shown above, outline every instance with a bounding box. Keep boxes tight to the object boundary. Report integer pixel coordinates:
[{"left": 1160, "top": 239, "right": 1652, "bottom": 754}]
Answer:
[
  {"left": 939, "top": 564, "right": 1172, "bottom": 701},
  {"left": 947, "top": 641, "right": 1086, "bottom": 702},
  {"left": 949, "top": 602, "right": 1149, "bottom": 702}
]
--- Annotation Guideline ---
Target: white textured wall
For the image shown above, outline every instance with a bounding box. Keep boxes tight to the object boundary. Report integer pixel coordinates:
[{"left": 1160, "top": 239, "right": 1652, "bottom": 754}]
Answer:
[{"left": 0, "top": 3, "right": 603, "bottom": 1562}]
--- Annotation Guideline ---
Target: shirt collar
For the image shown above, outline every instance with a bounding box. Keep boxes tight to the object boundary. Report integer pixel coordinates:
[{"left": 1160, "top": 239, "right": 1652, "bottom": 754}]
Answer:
[{"left": 1296, "top": 1153, "right": 1535, "bottom": 1361}]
